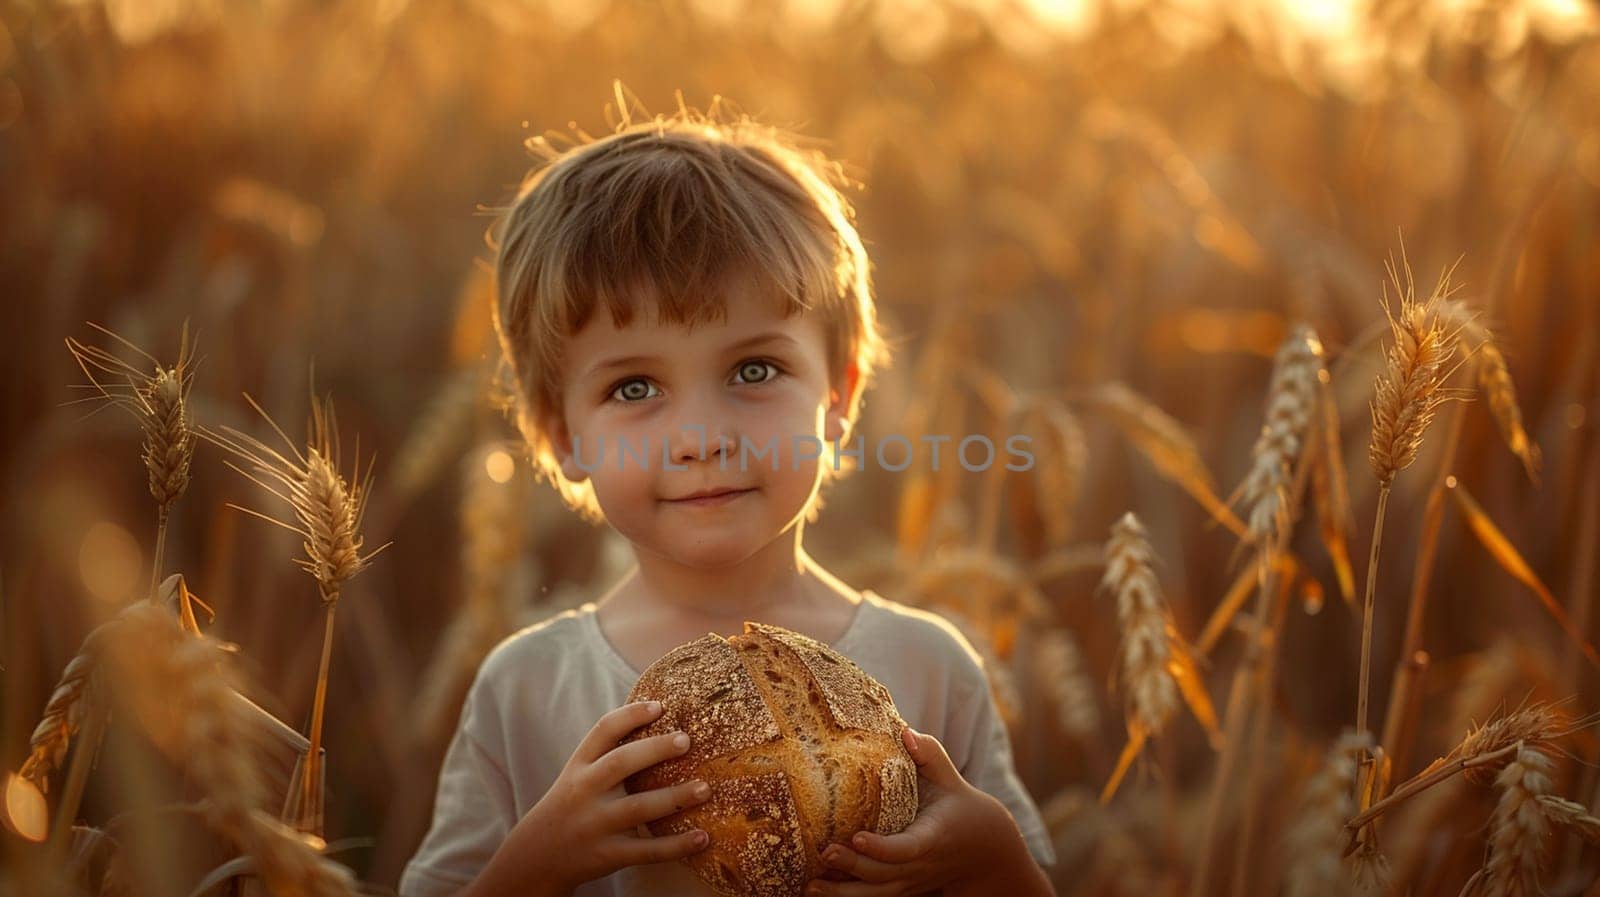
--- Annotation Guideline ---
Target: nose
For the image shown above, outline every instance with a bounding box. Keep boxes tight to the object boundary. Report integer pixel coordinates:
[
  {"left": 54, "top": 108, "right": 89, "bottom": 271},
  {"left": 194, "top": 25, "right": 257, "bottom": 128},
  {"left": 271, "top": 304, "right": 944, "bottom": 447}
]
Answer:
[
  {"left": 668, "top": 426, "right": 736, "bottom": 466},
  {"left": 665, "top": 410, "right": 738, "bottom": 467}
]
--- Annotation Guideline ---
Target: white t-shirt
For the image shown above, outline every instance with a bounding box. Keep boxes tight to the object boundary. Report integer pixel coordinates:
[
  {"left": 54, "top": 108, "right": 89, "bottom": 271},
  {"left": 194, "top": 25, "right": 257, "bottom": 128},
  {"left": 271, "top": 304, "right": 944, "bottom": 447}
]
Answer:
[{"left": 399, "top": 588, "right": 1057, "bottom": 897}]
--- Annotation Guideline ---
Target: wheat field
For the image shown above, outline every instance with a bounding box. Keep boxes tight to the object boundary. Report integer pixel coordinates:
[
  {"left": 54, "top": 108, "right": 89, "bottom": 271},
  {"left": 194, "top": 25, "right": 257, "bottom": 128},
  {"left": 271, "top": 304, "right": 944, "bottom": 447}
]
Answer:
[{"left": 3, "top": 0, "right": 1600, "bottom": 894}]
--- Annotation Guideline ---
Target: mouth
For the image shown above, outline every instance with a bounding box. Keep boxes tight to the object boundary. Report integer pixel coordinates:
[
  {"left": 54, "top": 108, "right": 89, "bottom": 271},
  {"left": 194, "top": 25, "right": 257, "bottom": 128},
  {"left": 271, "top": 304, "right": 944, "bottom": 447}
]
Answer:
[{"left": 665, "top": 488, "right": 756, "bottom": 507}]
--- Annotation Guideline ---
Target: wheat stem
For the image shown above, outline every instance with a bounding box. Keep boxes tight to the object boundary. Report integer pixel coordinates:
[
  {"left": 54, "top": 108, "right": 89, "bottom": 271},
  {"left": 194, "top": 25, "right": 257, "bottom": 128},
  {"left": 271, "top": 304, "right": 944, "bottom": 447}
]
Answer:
[
  {"left": 149, "top": 509, "right": 170, "bottom": 605},
  {"left": 1348, "top": 740, "right": 1523, "bottom": 832},
  {"left": 301, "top": 601, "right": 339, "bottom": 836},
  {"left": 1230, "top": 570, "right": 1293, "bottom": 897},
  {"left": 1356, "top": 486, "right": 1391, "bottom": 769}
]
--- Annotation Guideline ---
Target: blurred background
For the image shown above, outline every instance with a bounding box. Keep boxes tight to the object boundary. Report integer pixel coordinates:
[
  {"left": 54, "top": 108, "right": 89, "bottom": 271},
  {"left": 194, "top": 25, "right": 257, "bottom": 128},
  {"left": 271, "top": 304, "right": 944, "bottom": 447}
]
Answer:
[{"left": 3, "top": 0, "right": 1599, "bottom": 893}]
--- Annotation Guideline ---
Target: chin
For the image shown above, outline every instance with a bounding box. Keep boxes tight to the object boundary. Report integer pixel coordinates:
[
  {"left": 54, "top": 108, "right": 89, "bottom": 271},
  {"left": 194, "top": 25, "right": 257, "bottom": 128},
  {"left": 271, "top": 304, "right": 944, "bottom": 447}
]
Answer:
[{"left": 665, "top": 537, "right": 766, "bottom": 569}]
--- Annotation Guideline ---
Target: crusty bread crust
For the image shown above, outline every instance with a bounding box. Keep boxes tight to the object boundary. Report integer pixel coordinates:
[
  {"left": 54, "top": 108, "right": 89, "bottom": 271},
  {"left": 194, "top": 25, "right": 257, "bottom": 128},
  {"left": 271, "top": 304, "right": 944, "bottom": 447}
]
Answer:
[{"left": 620, "top": 621, "right": 919, "bottom": 897}]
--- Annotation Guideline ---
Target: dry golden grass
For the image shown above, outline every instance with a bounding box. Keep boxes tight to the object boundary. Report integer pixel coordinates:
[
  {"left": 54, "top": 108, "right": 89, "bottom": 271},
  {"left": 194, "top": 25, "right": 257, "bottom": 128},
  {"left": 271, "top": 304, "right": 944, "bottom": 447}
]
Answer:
[{"left": 5, "top": 2, "right": 1600, "bottom": 895}]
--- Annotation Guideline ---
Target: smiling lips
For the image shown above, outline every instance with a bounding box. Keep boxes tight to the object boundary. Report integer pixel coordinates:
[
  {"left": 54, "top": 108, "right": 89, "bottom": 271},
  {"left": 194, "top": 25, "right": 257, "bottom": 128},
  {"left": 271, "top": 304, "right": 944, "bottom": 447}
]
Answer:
[{"left": 667, "top": 487, "right": 755, "bottom": 507}]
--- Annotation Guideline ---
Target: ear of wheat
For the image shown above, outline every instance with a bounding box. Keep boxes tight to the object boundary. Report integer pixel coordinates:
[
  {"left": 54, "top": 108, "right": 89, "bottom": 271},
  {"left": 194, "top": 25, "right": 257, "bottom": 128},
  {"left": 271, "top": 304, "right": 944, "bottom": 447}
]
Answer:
[
  {"left": 1480, "top": 745, "right": 1554, "bottom": 897},
  {"left": 1285, "top": 730, "right": 1371, "bottom": 897},
  {"left": 65, "top": 323, "right": 197, "bottom": 517},
  {"left": 1367, "top": 255, "right": 1470, "bottom": 489},
  {"left": 1103, "top": 513, "right": 1179, "bottom": 738},
  {"left": 202, "top": 392, "right": 387, "bottom": 604},
  {"left": 1238, "top": 324, "right": 1326, "bottom": 545},
  {"left": 65, "top": 323, "right": 199, "bottom": 601},
  {"left": 1445, "top": 703, "right": 1569, "bottom": 786},
  {"left": 1435, "top": 300, "right": 1541, "bottom": 484}
]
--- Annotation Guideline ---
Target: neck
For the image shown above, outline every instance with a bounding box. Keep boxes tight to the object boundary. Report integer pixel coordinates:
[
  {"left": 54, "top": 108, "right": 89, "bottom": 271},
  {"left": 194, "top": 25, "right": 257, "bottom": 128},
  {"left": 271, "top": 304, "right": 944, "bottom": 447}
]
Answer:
[{"left": 617, "top": 522, "right": 832, "bottom": 622}]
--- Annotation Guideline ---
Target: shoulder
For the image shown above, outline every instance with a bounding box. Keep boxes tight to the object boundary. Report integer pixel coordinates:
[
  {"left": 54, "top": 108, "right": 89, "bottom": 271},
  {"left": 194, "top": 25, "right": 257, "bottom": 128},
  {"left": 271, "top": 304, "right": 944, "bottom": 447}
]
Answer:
[
  {"left": 468, "top": 603, "right": 607, "bottom": 705},
  {"left": 855, "top": 590, "right": 989, "bottom": 690},
  {"left": 455, "top": 602, "right": 623, "bottom": 754}
]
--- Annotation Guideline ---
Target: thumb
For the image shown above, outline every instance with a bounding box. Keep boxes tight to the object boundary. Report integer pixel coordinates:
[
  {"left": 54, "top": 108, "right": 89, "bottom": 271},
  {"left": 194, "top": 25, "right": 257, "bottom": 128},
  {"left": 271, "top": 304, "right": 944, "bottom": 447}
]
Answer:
[{"left": 901, "top": 725, "right": 961, "bottom": 787}]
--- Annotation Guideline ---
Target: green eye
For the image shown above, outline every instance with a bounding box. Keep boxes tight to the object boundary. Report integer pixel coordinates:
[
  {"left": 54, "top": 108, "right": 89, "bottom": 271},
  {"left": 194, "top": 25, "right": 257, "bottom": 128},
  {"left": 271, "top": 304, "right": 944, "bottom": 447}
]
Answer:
[
  {"left": 611, "top": 379, "right": 658, "bottom": 403},
  {"left": 737, "top": 360, "right": 778, "bottom": 384}
]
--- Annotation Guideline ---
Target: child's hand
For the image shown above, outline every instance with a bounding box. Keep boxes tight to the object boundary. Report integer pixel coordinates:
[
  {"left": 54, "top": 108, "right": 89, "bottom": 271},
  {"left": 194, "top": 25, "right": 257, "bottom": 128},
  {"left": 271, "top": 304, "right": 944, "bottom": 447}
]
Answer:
[
  {"left": 805, "top": 726, "right": 1019, "bottom": 897},
  {"left": 497, "top": 700, "right": 713, "bottom": 896}
]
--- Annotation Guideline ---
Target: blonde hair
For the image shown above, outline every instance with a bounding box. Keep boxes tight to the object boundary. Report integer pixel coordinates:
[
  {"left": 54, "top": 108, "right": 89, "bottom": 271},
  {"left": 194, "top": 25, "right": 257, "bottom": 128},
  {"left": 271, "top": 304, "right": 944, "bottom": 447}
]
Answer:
[{"left": 488, "top": 91, "right": 894, "bottom": 525}]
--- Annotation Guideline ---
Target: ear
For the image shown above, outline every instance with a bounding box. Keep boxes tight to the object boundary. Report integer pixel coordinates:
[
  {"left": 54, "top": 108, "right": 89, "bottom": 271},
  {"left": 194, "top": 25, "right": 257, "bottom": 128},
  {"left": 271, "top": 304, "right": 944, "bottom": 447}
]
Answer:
[
  {"left": 823, "top": 361, "right": 862, "bottom": 444},
  {"left": 541, "top": 410, "right": 590, "bottom": 483}
]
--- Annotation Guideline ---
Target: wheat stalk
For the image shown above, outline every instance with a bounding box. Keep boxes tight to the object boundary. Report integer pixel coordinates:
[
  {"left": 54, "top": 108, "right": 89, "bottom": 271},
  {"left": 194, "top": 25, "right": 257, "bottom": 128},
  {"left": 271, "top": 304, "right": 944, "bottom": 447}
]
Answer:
[
  {"left": 17, "top": 638, "right": 104, "bottom": 796},
  {"left": 412, "top": 442, "right": 533, "bottom": 745},
  {"left": 1210, "top": 329, "right": 1329, "bottom": 896},
  {"left": 1104, "top": 512, "right": 1220, "bottom": 812},
  {"left": 388, "top": 365, "right": 487, "bottom": 502},
  {"left": 1348, "top": 702, "right": 1581, "bottom": 831},
  {"left": 13, "top": 577, "right": 209, "bottom": 850},
  {"left": 64, "top": 322, "right": 198, "bottom": 603},
  {"left": 1102, "top": 513, "right": 1180, "bottom": 739},
  {"left": 1010, "top": 397, "right": 1088, "bottom": 548},
  {"left": 1285, "top": 731, "right": 1371, "bottom": 897},
  {"left": 1238, "top": 324, "right": 1326, "bottom": 545},
  {"left": 905, "top": 546, "right": 1049, "bottom": 641},
  {"left": 1034, "top": 626, "right": 1101, "bottom": 743},
  {"left": 100, "top": 603, "right": 359, "bottom": 897},
  {"left": 1436, "top": 300, "right": 1542, "bottom": 484},
  {"left": 1355, "top": 248, "right": 1470, "bottom": 808},
  {"left": 1474, "top": 341, "right": 1542, "bottom": 485},
  {"left": 201, "top": 391, "right": 389, "bottom": 834},
  {"left": 1367, "top": 254, "right": 1470, "bottom": 490},
  {"left": 1227, "top": 326, "right": 1328, "bottom": 891},
  {"left": 935, "top": 606, "right": 1024, "bottom": 726},
  {"left": 1073, "top": 382, "right": 1239, "bottom": 536}
]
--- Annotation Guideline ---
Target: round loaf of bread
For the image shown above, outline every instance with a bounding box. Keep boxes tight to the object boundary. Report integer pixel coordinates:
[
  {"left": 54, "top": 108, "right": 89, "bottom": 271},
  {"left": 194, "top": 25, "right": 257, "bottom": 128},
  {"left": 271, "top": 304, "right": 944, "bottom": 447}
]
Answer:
[{"left": 619, "top": 621, "right": 919, "bottom": 897}]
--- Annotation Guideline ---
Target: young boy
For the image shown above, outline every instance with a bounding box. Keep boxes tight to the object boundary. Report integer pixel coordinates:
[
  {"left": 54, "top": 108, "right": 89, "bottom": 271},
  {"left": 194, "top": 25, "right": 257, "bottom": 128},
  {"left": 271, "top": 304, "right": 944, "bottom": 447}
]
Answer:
[{"left": 399, "top": 101, "right": 1058, "bottom": 897}]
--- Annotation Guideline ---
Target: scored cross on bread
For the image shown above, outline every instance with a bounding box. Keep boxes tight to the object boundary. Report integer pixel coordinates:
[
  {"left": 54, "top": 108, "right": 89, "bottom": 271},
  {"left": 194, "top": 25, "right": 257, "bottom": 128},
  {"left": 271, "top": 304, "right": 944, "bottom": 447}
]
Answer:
[{"left": 620, "top": 621, "right": 919, "bottom": 897}]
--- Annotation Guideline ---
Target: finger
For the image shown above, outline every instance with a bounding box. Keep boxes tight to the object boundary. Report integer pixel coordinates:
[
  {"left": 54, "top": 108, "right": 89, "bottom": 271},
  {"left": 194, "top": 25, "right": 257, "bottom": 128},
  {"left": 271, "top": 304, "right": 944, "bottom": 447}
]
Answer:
[
  {"left": 901, "top": 726, "right": 961, "bottom": 788},
  {"left": 849, "top": 827, "right": 928, "bottom": 864},
  {"left": 606, "top": 778, "right": 713, "bottom": 829},
  {"left": 589, "top": 730, "right": 692, "bottom": 790},
  {"left": 805, "top": 877, "right": 908, "bottom": 897},
  {"left": 819, "top": 843, "right": 900, "bottom": 884},
  {"left": 575, "top": 700, "right": 665, "bottom": 765},
  {"left": 609, "top": 827, "right": 711, "bottom": 866}
]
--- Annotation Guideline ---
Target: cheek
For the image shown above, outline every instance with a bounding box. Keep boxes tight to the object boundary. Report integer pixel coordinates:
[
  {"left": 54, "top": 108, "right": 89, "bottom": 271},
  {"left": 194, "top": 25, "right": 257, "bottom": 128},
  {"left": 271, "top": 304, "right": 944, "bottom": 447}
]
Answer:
[
  {"left": 741, "top": 395, "right": 828, "bottom": 447},
  {"left": 587, "top": 452, "right": 655, "bottom": 499}
]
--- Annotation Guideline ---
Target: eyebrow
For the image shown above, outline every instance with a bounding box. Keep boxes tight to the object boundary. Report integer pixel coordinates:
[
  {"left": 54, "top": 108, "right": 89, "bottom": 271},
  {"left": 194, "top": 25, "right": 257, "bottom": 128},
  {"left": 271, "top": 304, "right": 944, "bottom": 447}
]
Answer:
[{"left": 580, "top": 331, "right": 800, "bottom": 383}]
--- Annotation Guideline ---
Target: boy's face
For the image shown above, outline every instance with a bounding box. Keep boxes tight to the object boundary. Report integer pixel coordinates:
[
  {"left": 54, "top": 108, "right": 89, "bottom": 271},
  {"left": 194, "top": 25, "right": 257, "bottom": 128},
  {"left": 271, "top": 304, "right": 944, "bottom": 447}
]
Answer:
[{"left": 549, "top": 274, "right": 859, "bottom": 568}]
